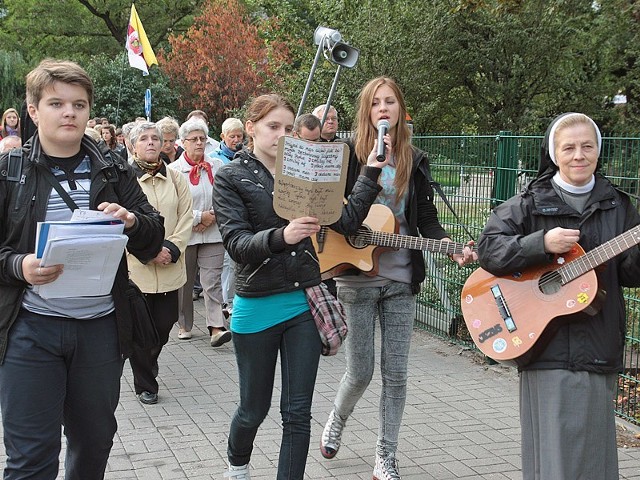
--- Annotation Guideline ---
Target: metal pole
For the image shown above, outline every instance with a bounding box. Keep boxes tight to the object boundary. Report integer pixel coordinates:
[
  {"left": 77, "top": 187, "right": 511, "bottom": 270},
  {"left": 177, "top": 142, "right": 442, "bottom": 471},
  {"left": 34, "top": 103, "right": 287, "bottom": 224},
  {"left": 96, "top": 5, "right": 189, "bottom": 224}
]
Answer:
[
  {"left": 115, "top": 52, "right": 127, "bottom": 127},
  {"left": 320, "top": 65, "right": 342, "bottom": 129},
  {"left": 297, "top": 42, "right": 325, "bottom": 118}
]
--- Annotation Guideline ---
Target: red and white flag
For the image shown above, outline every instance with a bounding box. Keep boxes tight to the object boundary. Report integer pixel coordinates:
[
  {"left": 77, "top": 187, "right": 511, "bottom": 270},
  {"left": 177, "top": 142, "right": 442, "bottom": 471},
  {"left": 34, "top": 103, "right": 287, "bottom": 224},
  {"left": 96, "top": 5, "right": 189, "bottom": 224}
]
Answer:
[{"left": 126, "top": 4, "right": 158, "bottom": 75}]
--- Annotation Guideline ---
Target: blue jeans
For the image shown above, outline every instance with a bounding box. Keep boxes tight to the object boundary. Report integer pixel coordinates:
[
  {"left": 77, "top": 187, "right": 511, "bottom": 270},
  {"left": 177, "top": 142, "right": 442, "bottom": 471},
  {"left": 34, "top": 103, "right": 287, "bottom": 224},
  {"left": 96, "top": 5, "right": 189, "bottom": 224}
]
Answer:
[
  {"left": 227, "top": 311, "right": 321, "bottom": 480},
  {"left": 0, "top": 309, "right": 123, "bottom": 480},
  {"left": 334, "top": 281, "right": 415, "bottom": 455}
]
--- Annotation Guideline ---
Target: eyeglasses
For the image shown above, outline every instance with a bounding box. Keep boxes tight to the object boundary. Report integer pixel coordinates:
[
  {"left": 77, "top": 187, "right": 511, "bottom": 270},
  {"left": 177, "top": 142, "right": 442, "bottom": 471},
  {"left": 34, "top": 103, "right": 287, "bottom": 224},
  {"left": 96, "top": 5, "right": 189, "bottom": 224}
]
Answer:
[{"left": 184, "top": 136, "right": 206, "bottom": 143}]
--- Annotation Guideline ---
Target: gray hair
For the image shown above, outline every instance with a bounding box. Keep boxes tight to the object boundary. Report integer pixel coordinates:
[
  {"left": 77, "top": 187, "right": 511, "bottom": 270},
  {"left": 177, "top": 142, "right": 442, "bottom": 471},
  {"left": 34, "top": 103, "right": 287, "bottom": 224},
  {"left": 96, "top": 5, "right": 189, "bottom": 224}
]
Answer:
[
  {"left": 312, "top": 104, "right": 337, "bottom": 118},
  {"left": 121, "top": 121, "right": 138, "bottom": 141},
  {"left": 84, "top": 127, "right": 101, "bottom": 143},
  {"left": 0, "top": 135, "right": 21, "bottom": 153},
  {"left": 294, "top": 113, "right": 321, "bottom": 134},
  {"left": 156, "top": 116, "right": 180, "bottom": 138},
  {"left": 179, "top": 118, "right": 209, "bottom": 141},
  {"left": 221, "top": 117, "right": 243, "bottom": 135},
  {"left": 129, "top": 122, "right": 163, "bottom": 147}
]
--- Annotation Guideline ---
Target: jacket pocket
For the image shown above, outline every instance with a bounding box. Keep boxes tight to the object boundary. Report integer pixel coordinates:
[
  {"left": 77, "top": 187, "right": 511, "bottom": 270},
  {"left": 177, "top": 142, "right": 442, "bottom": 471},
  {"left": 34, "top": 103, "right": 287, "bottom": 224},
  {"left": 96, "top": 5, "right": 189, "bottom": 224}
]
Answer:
[
  {"left": 240, "top": 178, "right": 265, "bottom": 189},
  {"left": 246, "top": 257, "right": 271, "bottom": 283},
  {"left": 304, "top": 249, "right": 320, "bottom": 265}
]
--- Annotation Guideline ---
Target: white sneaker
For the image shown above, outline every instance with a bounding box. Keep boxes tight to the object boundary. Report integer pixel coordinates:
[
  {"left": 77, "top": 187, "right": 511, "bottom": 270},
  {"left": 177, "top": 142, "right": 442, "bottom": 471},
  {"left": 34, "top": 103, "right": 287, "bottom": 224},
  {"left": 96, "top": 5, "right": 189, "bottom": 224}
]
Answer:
[
  {"left": 177, "top": 328, "right": 192, "bottom": 340},
  {"left": 210, "top": 329, "right": 232, "bottom": 347},
  {"left": 320, "top": 409, "right": 347, "bottom": 459},
  {"left": 224, "top": 463, "right": 250, "bottom": 479},
  {"left": 373, "top": 452, "right": 401, "bottom": 480}
]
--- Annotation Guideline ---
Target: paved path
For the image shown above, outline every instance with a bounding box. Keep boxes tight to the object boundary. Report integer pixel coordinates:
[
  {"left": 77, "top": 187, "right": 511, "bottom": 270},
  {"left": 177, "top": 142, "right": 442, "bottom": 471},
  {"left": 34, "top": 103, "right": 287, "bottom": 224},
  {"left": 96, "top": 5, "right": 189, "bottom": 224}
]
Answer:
[{"left": 2, "top": 300, "right": 639, "bottom": 479}]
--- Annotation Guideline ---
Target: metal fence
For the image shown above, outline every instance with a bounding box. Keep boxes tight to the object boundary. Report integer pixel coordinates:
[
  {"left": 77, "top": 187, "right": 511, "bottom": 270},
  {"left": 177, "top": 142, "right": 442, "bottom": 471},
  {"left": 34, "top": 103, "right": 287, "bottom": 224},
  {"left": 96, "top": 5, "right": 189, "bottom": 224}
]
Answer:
[{"left": 412, "top": 132, "right": 640, "bottom": 425}]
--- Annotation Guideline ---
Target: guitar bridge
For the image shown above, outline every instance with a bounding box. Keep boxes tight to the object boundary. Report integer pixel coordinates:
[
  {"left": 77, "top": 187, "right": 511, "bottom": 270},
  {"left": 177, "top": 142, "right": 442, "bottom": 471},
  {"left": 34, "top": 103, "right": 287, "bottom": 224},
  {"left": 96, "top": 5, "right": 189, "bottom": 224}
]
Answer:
[{"left": 491, "top": 285, "right": 517, "bottom": 333}]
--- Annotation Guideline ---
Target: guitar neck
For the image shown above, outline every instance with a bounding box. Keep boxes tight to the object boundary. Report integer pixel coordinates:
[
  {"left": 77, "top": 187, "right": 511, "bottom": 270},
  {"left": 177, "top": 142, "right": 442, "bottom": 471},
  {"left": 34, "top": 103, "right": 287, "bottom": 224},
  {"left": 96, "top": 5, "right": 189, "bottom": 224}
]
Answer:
[
  {"left": 354, "top": 229, "right": 471, "bottom": 255},
  {"left": 559, "top": 226, "right": 640, "bottom": 284}
]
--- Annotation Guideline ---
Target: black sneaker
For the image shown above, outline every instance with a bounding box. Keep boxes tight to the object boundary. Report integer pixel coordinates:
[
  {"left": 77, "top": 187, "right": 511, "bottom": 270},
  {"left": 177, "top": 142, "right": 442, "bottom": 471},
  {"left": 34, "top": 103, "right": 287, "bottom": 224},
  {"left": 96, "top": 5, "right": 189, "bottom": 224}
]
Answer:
[{"left": 138, "top": 391, "right": 158, "bottom": 405}]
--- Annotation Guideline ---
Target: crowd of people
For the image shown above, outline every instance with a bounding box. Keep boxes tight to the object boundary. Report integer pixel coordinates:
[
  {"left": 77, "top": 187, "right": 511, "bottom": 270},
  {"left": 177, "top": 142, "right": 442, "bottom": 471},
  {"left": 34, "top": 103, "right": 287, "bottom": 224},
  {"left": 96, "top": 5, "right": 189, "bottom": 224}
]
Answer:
[{"left": 0, "top": 57, "right": 632, "bottom": 480}]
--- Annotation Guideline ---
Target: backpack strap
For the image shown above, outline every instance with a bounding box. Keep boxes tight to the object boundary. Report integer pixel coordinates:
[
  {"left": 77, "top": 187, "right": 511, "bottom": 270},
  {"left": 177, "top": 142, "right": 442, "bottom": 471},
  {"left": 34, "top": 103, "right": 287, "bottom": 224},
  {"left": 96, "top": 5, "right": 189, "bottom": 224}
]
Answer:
[
  {"left": 6, "top": 148, "right": 26, "bottom": 183},
  {"left": 36, "top": 163, "right": 79, "bottom": 212}
]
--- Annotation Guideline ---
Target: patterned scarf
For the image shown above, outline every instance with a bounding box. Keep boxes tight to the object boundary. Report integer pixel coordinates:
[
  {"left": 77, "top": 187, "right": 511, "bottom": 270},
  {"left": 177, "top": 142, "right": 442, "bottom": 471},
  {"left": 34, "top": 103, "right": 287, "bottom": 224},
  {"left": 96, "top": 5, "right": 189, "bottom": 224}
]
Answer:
[
  {"left": 184, "top": 152, "right": 213, "bottom": 186},
  {"left": 134, "top": 156, "right": 162, "bottom": 176}
]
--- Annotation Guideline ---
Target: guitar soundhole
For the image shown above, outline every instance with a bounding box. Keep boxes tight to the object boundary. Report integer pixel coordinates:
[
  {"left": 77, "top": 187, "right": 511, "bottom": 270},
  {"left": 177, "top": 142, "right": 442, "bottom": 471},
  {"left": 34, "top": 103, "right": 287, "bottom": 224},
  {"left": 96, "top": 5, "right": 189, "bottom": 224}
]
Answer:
[
  {"left": 348, "top": 226, "right": 371, "bottom": 249},
  {"left": 538, "top": 270, "right": 562, "bottom": 295}
]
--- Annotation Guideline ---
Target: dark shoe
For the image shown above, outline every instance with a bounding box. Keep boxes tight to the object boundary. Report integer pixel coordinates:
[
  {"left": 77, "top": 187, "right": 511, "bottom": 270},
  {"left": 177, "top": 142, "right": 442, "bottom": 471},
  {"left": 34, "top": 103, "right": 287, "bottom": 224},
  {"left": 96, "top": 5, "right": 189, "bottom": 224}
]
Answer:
[
  {"left": 192, "top": 290, "right": 201, "bottom": 301},
  {"left": 138, "top": 391, "right": 158, "bottom": 405}
]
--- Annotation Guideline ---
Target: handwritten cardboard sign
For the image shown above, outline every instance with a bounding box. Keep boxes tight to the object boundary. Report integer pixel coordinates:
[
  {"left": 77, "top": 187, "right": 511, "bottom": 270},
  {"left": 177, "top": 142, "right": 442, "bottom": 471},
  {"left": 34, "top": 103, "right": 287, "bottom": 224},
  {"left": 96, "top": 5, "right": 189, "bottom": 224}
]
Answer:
[{"left": 274, "top": 136, "right": 349, "bottom": 224}]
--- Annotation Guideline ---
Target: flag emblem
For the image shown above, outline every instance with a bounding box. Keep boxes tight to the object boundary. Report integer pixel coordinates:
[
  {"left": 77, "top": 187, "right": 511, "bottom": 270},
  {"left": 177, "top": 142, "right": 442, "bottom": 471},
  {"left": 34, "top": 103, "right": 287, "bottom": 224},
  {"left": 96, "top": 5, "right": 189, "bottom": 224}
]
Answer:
[{"left": 125, "top": 4, "right": 158, "bottom": 75}]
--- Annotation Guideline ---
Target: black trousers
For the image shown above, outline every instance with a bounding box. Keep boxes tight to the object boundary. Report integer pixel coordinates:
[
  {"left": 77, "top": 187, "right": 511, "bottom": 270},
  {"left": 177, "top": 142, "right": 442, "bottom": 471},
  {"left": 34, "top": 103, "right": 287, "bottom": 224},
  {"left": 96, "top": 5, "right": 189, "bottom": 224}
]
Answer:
[
  {"left": 0, "top": 310, "right": 122, "bottom": 480},
  {"left": 129, "top": 290, "right": 178, "bottom": 394}
]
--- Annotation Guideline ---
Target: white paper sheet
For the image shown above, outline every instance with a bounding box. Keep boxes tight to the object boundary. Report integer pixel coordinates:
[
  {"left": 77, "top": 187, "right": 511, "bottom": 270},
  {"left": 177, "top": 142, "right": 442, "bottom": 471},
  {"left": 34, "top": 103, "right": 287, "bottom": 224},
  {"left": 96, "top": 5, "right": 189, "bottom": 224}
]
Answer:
[{"left": 33, "top": 234, "right": 128, "bottom": 299}]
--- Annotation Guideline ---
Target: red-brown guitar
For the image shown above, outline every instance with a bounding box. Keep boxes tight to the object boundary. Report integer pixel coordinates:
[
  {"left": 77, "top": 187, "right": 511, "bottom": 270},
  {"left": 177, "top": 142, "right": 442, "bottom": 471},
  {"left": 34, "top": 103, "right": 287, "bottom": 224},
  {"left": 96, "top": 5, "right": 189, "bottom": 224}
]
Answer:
[
  {"left": 312, "top": 204, "right": 473, "bottom": 279},
  {"left": 461, "top": 226, "right": 640, "bottom": 366}
]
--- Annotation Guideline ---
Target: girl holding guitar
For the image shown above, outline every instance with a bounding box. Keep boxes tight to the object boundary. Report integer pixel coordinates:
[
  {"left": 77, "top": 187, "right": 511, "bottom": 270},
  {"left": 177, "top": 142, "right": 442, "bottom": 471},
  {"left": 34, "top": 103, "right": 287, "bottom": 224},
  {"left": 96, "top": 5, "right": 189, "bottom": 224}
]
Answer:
[
  {"left": 476, "top": 113, "right": 640, "bottom": 480},
  {"left": 319, "top": 77, "right": 476, "bottom": 480}
]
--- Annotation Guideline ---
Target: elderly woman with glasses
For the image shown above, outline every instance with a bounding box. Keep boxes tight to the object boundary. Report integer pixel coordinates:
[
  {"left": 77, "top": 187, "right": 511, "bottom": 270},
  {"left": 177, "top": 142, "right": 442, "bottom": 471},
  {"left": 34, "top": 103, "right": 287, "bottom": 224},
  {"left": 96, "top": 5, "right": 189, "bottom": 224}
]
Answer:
[{"left": 168, "top": 118, "right": 230, "bottom": 347}]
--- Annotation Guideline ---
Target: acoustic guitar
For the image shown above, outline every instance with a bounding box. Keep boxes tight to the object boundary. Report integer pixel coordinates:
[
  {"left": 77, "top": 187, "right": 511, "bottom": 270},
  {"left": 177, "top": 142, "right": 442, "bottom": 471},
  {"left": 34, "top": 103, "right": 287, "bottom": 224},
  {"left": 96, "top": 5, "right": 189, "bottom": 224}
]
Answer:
[
  {"left": 311, "top": 204, "right": 472, "bottom": 279},
  {"left": 460, "top": 225, "right": 640, "bottom": 367}
]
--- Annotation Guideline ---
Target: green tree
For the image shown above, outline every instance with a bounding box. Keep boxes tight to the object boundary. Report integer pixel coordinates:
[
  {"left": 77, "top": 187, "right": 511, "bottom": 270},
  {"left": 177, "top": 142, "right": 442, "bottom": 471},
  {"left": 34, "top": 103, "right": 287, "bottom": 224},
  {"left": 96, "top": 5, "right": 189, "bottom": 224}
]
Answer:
[
  {"left": 85, "top": 53, "right": 178, "bottom": 125},
  {"left": 0, "top": 0, "right": 205, "bottom": 61},
  {"left": 424, "top": 1, "right": 610, "bottom": 132},
  {"left": 243, "top": 0, "right": 329, "bottom": 116},
  {"left": 599, "top": 0, "right": 640, "bottom": 133},
  {"left": 161, "top": 0, "right": 290, "bottom": 131},
  {"left": 0, "top": 49, "right": 27, "bottom": 112},
  {"left": 247, "top": 0, "right": 619, "bottom": 133},
  {"left": 3, "top": 0, "right": 625, "bottom": 134}
]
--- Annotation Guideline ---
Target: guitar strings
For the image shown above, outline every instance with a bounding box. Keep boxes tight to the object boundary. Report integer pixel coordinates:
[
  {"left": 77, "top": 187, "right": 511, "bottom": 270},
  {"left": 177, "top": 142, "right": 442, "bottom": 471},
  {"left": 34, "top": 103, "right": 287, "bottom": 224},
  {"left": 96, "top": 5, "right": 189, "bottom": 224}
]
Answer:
[
  {"left": 480, "top": 230, "right": 640, "bottom": 311},
  {"left": 344, "top": 231, "right": 468, "bottom": 255}
]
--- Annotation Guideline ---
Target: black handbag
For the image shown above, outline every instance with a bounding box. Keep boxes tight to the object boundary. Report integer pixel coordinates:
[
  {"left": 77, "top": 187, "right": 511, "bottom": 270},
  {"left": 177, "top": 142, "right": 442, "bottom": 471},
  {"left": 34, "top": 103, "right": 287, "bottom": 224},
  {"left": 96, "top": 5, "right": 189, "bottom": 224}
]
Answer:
[{"left": 126, "top": 279, "right": 160, "bottom": 350}]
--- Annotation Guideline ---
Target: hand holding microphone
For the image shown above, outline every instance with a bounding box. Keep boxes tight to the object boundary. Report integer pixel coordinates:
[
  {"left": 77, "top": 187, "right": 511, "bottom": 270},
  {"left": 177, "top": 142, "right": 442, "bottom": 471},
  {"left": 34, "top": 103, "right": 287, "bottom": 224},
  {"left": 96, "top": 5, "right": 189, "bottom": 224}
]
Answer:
[
  {"left": 376, "top": 119, "right": 390, "bottom": 161},
  {"left": 368, "top": 119, "right": 391, "bottom": 167}
]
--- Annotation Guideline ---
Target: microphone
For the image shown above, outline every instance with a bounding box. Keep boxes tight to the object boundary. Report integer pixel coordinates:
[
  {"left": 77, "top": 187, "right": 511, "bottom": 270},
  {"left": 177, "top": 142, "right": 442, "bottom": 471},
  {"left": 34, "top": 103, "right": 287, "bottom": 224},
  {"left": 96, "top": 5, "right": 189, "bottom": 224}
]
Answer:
[{"left": 376, "top": 119, "right": 390, "bottom": 161}]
